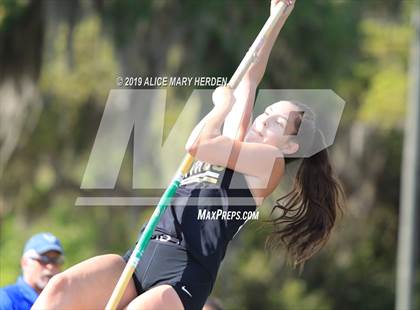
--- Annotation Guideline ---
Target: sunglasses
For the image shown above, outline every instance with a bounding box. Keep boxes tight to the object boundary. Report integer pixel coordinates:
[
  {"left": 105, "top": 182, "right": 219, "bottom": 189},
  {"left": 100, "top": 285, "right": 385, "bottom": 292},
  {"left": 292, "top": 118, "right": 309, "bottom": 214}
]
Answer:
[{"left": 29, "top": 255, "right": 64, "bottom": 265}]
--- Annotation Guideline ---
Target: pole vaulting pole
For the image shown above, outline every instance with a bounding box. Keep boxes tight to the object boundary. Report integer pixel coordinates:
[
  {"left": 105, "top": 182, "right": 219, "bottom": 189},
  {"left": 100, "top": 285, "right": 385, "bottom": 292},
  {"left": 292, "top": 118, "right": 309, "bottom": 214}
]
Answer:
[{"left": 105, "top": 2, "right": 291, "bottom": 309}]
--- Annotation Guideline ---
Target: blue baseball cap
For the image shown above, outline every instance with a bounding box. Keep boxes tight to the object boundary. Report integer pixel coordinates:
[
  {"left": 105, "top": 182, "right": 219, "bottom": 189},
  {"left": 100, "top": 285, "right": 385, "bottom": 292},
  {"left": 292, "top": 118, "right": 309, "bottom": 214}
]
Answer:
[{"left": 23, "top": 232, "right": 64, "bottom": 256}]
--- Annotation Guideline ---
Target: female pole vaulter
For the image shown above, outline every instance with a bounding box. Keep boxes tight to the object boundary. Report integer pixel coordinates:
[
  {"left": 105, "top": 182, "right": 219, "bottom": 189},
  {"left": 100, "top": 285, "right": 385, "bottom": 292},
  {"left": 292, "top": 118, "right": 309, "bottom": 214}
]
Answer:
[{"left": 33, "top": 1, "right": 343, "bottom": 309}]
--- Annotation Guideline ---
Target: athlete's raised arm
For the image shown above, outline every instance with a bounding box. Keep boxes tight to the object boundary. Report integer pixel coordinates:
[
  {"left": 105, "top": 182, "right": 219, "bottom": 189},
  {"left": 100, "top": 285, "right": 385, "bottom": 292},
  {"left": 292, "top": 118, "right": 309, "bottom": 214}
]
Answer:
[{"left": 222, "top": 0, "right": 295, "bottom": 140}]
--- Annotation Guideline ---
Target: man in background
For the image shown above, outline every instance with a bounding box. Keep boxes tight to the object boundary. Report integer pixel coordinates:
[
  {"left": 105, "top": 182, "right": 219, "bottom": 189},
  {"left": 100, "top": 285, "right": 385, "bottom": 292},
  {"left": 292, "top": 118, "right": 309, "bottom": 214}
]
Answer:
[{"left": 0, "top": 232, "right": 64, "bottom": 310}]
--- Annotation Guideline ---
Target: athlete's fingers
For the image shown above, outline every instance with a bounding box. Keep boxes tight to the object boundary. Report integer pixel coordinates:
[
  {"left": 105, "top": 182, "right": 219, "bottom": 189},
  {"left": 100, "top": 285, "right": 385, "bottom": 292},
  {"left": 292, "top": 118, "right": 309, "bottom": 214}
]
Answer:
[{"left": 270, "top": 0, "right": 295, "bottom": 16}]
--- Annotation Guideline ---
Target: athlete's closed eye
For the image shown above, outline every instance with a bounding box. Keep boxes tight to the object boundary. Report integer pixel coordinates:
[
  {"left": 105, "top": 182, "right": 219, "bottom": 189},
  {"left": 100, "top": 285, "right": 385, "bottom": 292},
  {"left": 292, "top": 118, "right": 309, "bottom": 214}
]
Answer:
[{"left": 276, "top": 119, "right": 285, "bottom": 126}]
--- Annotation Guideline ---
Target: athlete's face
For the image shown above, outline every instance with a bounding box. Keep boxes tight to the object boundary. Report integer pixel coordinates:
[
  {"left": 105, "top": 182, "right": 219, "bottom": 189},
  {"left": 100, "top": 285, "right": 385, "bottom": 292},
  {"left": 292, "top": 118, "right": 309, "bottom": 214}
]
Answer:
[
  {"left": 21, "top": 251, "right": 63, "bottom": 294},
  {"left": 245, "top": 101, "right": 300, "bottom": 154}
]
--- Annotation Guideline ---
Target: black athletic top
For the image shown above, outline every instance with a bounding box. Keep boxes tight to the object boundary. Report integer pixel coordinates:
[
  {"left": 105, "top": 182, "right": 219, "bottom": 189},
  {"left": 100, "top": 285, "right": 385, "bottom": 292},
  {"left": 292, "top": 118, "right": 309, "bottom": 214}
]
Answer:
[{"left": 154, "top": 160, "right": 256, "bottom": 280}]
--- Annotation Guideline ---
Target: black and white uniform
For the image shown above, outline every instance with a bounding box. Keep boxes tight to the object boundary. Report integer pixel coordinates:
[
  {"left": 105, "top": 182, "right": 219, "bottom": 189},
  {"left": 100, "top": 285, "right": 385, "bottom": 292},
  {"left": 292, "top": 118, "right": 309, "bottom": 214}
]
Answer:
[{"left": 123, "top": 161, "right": 256, "bottom": 310}]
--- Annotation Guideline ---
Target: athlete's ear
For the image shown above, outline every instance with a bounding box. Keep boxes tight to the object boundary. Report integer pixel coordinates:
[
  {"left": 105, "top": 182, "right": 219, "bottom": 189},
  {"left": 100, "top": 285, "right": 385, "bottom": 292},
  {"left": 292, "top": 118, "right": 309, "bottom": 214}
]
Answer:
[{"left": 282, "top": 141, "right": 299, "bottom": 155}]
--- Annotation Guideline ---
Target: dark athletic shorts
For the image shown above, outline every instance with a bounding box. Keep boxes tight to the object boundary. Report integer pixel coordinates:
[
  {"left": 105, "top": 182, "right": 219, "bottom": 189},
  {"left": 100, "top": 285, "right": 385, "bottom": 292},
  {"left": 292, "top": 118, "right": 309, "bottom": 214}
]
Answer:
[{"left": 123, "top": 239, "right": 214, "bottom": 310}]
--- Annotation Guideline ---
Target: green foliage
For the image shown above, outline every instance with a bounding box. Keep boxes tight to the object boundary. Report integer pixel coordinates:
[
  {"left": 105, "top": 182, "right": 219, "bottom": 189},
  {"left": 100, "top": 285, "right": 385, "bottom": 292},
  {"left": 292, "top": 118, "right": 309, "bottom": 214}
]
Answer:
[
  {"left": 41, "top": 16, "right": 117, "bottom": 107},
  {"left": 357, "top": 19, "right": 411, "bottom": 130},
  {"left": 277, "top": 279, "right": 331, "bottom": 310},
  {"left": 358, "top": 64, "right": 407, "bottom": 129},
  {"left": 0, "top": 0, "right": 29, "bottom": 33}
]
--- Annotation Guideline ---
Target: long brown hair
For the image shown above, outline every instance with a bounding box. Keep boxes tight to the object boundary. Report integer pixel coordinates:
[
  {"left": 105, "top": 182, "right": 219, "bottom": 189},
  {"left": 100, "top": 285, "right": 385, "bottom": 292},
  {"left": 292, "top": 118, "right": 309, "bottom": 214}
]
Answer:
[{"left": 267, "top": 102, "right": 344, "bottom": 266}]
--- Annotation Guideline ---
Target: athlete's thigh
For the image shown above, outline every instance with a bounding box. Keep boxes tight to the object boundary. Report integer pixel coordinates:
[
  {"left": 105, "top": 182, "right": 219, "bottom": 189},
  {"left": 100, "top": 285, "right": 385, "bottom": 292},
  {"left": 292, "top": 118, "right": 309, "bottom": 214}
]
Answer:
[
  {"left": 34, "top": 254, "right": 138, "bottom": 309},
  {"left": 126, "top": 284, "right": 184, "bottom": 310},
  {"left": 62, "top": 254, "right": 138, "bottom": 307}
]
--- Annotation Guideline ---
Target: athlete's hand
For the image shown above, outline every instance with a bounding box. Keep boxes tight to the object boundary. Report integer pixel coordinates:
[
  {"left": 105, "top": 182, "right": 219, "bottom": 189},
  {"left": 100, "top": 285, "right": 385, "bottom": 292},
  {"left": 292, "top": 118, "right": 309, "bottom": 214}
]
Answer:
[
  {"left": 270, "top": 0, "right": 295, "bottom": 17},
  {"left": 212, "top": 86, "right": 235, "bottom": 108}
]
